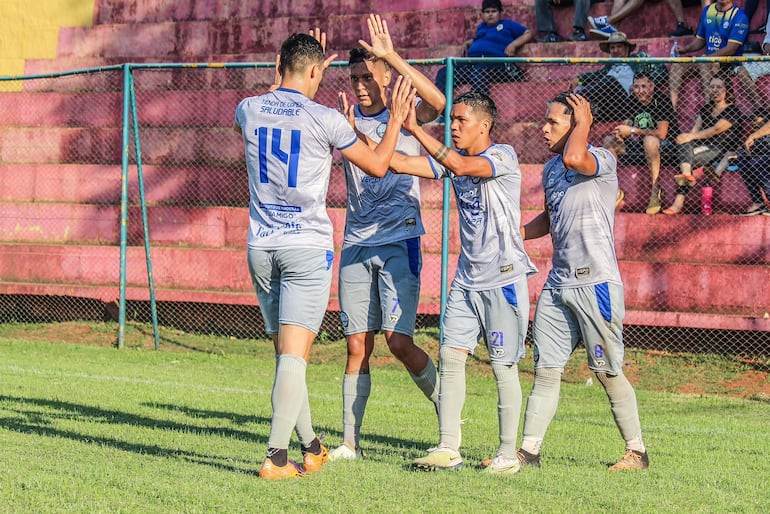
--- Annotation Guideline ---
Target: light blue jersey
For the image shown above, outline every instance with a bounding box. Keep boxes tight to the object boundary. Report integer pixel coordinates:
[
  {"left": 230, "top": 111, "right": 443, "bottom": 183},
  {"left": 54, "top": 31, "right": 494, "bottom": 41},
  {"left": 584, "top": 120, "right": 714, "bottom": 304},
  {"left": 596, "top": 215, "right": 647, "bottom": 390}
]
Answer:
[
  {"left": 429, "top": 143, "right": 537, "bottom": 290},
  {"left": 542, "top": 146, "right": 621, "bottom": 288},
  {"left": 341, "top": 105, "right": 425, "bottom": 246},
  {"left": 235, "top": 87, "right": 358, "bottom": 250}
]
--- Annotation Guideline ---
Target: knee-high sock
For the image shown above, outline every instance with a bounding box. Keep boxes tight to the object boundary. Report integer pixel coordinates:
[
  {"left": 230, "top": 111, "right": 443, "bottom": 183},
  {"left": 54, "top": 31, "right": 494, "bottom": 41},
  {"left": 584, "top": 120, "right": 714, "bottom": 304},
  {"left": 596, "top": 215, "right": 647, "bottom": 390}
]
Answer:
[
  {"left": 521, "top": 367, "right": 563, "bottom": 455},
  {"left": 409, "top": 358, "right": 439, "bottom": 406},
  {"left": 492, "top": 362, "right": 522, "bottom": 458},
  {"left": 294, "top": 380, "right": 315, "bottom": 447},
  {"left": 342, "top": 373, "right": 370, "bottom": 448},
  {"left": 438, "top": 346, "right": 467, "bottom": 451},
  {"left": 595, "top": 372, "right": 645, "bottom": 452},
  {"left": 267, "top": 354, "right": 307, "bottom": 450}
]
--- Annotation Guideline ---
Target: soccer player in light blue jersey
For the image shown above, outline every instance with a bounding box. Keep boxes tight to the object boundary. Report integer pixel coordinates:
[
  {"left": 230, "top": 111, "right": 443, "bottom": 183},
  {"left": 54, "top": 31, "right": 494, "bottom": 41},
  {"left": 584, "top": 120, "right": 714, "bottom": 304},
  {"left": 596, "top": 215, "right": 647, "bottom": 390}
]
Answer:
[
  {"left": 328, "top": 14, "right": 446, "bottom": 462},
  {"left": 387, "top": 91, "right": 537, "bottom": 475},
  {"left": 233, "top": 31, "right": 415, "bottom": 479},
  {"left": 518, "top": 92, "right": 648, "bottom": 471}
]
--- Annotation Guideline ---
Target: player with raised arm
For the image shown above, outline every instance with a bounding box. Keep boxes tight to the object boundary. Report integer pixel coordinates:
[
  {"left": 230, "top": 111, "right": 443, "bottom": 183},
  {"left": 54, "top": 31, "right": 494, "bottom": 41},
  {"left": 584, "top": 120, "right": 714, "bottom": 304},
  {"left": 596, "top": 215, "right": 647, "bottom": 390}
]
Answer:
[
  {"left": 328, "top": 14, "right": 446, "bottom": 462},
  {"left": 517, "top": 92, "right": 648, "bottom": 471},
  {"left": 233, "top": 31, "right": 415, "bottom": 479},
  {"left": 387, "top": 91, "right": 537, "bottom": 474}
]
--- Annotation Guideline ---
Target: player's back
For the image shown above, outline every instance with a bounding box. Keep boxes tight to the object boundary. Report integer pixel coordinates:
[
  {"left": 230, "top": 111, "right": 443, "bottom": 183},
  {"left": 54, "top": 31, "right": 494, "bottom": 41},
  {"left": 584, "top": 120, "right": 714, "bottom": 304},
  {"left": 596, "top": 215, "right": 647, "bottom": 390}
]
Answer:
[{"left": 235, "top": 88, "right": 358, "bottom": 251}]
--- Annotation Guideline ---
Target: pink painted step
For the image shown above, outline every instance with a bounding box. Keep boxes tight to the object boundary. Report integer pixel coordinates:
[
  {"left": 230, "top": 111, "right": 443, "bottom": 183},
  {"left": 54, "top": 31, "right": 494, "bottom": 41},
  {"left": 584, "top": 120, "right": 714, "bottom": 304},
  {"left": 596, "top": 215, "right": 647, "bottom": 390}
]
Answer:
[{"left": 94, "top": 0, "right": 483, "bottom": 24}]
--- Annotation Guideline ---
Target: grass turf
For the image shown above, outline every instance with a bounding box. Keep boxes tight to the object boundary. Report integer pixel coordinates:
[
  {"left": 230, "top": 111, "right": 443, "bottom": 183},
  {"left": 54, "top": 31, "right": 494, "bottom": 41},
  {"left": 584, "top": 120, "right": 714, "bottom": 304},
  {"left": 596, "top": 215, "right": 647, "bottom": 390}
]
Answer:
[{"left": 0, "top": 322, "right": 768, "bottom": 513}]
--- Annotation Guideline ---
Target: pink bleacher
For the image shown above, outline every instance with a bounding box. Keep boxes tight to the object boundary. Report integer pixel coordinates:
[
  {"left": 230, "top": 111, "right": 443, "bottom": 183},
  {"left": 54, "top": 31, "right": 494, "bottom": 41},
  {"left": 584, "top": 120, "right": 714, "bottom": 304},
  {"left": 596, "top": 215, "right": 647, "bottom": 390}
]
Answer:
[{"left": 1, "top": 0, "right": 768, "bottom": 332}]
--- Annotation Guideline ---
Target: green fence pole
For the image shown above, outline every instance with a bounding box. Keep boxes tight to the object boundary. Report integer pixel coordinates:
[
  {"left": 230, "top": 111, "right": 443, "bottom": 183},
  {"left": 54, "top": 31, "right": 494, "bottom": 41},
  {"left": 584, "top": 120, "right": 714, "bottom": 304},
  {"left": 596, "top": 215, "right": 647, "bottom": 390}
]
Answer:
[
  {"left": 439, "top": 57, "right": 454, "bottom": 343},
  {"left": 128, "top": 67, "right": 160, "bottom": 349},
  {"left": 118, "top": 64, "right": 131, "bottom": 348}
]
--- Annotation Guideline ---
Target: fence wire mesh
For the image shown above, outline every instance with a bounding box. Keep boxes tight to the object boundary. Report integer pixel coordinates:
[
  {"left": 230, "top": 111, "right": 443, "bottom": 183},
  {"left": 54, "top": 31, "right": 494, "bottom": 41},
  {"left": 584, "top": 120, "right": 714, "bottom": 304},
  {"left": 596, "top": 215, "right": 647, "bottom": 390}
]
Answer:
[{"left": 0, "top": 57, "right": 768, "bottom": 361}]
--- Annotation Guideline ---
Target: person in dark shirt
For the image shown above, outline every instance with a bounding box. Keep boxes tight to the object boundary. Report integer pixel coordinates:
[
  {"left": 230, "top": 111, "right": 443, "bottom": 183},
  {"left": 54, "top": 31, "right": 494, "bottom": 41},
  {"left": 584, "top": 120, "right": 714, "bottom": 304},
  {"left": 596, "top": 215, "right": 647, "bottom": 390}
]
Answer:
[
  {"left": 664, "top": 73, "right": 743, "bottom": 214},
  {"left": 604, "top": 71, "right": 680, "bottom": 214}
]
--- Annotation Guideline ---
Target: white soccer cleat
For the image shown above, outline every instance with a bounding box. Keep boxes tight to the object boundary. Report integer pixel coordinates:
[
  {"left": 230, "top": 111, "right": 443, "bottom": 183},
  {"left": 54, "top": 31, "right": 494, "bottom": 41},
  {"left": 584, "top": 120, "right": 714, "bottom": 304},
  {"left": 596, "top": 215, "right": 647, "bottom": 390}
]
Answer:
[
  {"left": 328, "top": 444, "right": 363, "bottom": 461},
  {"left": 412, "top": 445, "right": 463, "bottom": 471},
  {"left": 483, "top": 453, "right": 522, "bottom": 475}
]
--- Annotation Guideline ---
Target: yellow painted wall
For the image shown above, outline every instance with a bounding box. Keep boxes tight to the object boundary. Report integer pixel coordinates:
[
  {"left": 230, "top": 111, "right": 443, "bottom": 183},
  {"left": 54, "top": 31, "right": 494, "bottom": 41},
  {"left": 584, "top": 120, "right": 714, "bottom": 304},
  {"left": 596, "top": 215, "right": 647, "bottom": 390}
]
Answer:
[{"left": 0, "top": 0, "right": 95, "bottom": 78}]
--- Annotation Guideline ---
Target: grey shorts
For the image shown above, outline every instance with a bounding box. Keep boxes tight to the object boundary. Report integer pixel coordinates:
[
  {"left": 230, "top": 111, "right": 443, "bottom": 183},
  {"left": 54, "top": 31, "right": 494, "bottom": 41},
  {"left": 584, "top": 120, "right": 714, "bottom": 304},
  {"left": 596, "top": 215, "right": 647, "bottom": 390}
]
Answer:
[
  {"left": 338, "top": 238, "right": 421, "bottom": 336},
  {"left": 442, "top": 275, "right": 530, "bottom": 366},
  {"left": 532, "top": 282, "right": 625, "bottom": 374},
  {"left": 247, "top": 247, "right": 334, "bottom": 335}
]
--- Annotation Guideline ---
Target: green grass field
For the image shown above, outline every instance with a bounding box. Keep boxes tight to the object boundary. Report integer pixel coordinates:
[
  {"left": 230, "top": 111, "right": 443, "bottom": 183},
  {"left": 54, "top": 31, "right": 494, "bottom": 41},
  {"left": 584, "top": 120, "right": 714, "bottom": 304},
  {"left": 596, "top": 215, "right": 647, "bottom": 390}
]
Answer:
[{"left": 1, "top": 322, "right": 768, "bottom": 513}]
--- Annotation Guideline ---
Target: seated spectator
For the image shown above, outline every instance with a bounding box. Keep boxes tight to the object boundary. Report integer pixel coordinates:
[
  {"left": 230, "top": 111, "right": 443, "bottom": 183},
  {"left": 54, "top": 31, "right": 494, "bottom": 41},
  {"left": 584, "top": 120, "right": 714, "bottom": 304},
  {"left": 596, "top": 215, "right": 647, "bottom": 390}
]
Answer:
[
  {"left": 604, "top": 71, "right": 680, "bottom": 214},
  {"left": 704, "top": 114, "right": 770, "bottom": 215},
  {"left": 737, "top": 123, "right": 770, "bottom": 215},
  {"left": 434, "top": 0, "right": 533, "bottom": 97},
  {"left": 588, "top": 0, "right": 695, "bottom": 38},
  {"left": 570, "top": 32, "right": 665, "bottom": 122},
  {"left": 535, "top": 0, "right": 590, "bottom": 42},
  {"left": 663, "top": 73, "right": 743, "bottom": 214},
  {"left": 669, "top": 0, "right": 749, "bottom": 110}
]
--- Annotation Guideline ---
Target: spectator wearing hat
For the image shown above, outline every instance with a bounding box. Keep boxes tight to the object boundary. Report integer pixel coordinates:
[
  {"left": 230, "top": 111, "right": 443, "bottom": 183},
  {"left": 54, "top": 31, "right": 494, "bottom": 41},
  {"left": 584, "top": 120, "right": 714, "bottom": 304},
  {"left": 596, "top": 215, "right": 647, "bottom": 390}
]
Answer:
[
  {"left": 570, "top": 32, "right": 664, "bottom": 122},
  {"left": 434, "top": 0, "right": 533, "bottom": 97}
]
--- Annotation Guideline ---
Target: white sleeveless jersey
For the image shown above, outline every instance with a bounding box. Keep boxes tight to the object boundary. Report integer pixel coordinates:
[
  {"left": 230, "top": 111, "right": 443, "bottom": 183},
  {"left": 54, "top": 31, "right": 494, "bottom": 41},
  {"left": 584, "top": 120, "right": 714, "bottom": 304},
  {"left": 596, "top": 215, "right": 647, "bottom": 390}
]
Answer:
[
  {"left": 542, "top": 146, "right": 622, "bottom": 288},
  {"left": 430, "top": 143, "right": 537, "bottom": 290},
  {"left": 341, "top": 105, "right": 425, "bottom": 247},
  {"left": 235, "top": 88, "right": 358, "bottom": 250}
]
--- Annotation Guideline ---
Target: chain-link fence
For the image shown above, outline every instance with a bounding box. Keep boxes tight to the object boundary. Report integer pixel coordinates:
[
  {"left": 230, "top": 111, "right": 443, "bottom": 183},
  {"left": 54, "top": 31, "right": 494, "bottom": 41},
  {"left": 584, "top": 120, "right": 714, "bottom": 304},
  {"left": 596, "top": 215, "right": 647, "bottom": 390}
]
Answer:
[{"left": 0, "top": 57, "right": 768, "bottom": 360}]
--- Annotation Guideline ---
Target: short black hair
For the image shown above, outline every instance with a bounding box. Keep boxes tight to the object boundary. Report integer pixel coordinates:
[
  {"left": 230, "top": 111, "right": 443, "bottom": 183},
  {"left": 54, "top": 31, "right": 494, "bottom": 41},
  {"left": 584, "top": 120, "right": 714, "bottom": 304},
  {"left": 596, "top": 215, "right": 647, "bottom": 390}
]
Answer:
[
  {"left": 454, "top": 91, "right": 497, "bottom": 130},
  {"left": 549, "top": 91, "right": 575, "bottom": 116},
  {"left": 633, "top": 70, "right": 654, "bottom": 83},
  {"left": 279, "top": 33, "right": 325, "bottom": 77},
  {"left": 348, "top": 47, "right": 390, "bottom": 69},
  {"left": 482, "top": 0, "right": 503, "bottom": 11}
]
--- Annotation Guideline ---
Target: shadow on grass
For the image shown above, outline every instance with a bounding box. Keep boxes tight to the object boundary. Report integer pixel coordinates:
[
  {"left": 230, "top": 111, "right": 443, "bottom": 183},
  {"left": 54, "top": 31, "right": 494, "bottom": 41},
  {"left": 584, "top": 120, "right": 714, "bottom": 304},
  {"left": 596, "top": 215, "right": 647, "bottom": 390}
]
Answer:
[{"left": 0, "top": 394, "right": 271, "bottom": 475}]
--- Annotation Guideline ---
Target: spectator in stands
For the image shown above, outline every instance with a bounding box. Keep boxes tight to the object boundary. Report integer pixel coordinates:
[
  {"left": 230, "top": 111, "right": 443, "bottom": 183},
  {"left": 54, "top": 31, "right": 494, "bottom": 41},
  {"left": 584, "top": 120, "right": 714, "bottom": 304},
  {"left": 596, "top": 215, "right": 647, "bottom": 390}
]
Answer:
[
  {"left": 434, "top": 0, "right": 533, "bottom": 97},
  {"left": 570, "top": 32, "right": 664, "bottom": 121},
  {"left": 743, "top": 0, "right": 770, "bottom": 33},
  {"left": 663, "top": 73, "right": 742, "bottom": 214},
  {"left": 764, "top": 12, "right": 770, "bottom": 51},
  {"left": 535, "top": 0, "right": 590, "bottom": 42},
  {"left": 604, "top": 71, "right": 680, "bottom": 214},
  {"left": 668, "top": 0, "right": 749, "bottom": 110},
  {"left": 704, "top": 113, "right": 770, "bottom": 215},
  {"left": 737, "top": 118, "right": 770, "bottom": 215},
  {"left": 588, "top": 0, "right": 695, "bottom": 38}
]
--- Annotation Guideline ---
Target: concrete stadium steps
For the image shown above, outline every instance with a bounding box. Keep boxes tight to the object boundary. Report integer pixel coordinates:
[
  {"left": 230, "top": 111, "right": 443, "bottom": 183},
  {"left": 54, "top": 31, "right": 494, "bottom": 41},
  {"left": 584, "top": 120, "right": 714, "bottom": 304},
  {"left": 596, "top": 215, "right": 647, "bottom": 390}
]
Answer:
[
  {"left": 0, "top": 160, "right": 753, "bottom": 215},
  {"left": 1, "top": 239, "right": 766, "bottom": 327},
  {"left": 94, "top": 0, "right": 482, "bottom": 24},
  {"left": 614, "top": 164, "right": 754, "bottom": 214}
]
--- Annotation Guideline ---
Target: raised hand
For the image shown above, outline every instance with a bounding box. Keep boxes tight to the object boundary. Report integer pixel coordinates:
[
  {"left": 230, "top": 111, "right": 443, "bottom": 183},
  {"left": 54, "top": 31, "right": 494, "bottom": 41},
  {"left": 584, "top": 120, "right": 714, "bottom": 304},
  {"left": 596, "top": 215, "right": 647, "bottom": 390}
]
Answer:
[
  {"left": 565, "top": 93, "right": 593, "bottom": 128},
  {"left": 389, "top": 75, "right": 416, "bottom": 126},
  {"left": 308, "top": 27, "right": 338, "bottom": 70},
  {"left": 359, "top": 14, "right": 394, "bottom": 59},
  {"left": 337, "top": 91, "right": 355, "bottom": 128}
]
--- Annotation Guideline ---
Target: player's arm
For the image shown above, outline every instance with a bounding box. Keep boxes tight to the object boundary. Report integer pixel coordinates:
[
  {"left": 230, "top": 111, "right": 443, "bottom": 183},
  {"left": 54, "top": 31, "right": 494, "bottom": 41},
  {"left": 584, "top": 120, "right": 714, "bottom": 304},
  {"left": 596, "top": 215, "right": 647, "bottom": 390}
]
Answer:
[
  {"left": 359, "top": 14, "right": 446, "bottom": 122},
  {"left": 521, "top": 206, "right": 550, "bottom": 240},
  {"left": 340, "top": 75, "right": 417, "bottom": 177},
  {"left": 562, "top": 94, "right": 598, "bottom": 176},
  {"left": 399, "top": 99, "right": 494, "bottom": 178}
]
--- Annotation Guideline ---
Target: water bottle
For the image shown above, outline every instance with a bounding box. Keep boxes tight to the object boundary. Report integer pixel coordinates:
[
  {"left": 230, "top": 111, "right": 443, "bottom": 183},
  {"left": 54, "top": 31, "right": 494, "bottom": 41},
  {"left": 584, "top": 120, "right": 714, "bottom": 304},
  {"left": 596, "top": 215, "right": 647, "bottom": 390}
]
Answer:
[
  {"left": 701, "top": 186, "right": 713, "bottom": 215},
  {"left": 670, "top": 41, "right": 679, "bottom": 57}
]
